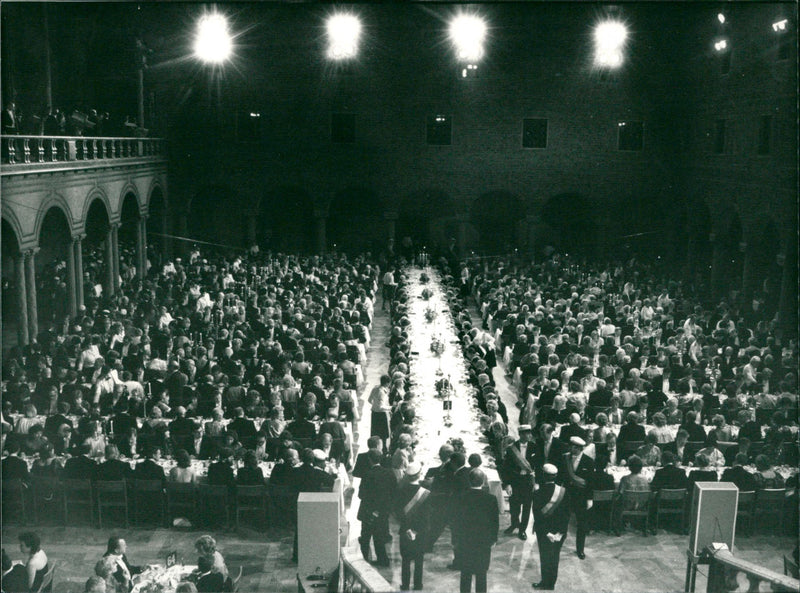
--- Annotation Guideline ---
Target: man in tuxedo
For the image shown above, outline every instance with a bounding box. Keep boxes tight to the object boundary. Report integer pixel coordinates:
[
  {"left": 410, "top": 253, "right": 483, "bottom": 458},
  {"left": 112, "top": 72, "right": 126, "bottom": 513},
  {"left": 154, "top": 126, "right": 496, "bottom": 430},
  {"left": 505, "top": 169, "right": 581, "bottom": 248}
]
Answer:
[
  {"left": 661, "top": 429, "right": 692, "bottom": 465},
  {"left": 96, "top": 444, "right": 132, "bottom": 482},
  {"left": 0, "top": 441, "right": 29, "bottom": 483},
  {"left": 534, "top": 424, "right": 565, "bottom": 479},
  {"left": 52, "top": 423, "right": 76, "bottom": 456},
  {"left": 103, "top": 536, "right": 143, "bottom": 592},
  {"left": 207, "top": 448, "right": 236, "bottom": 491},
  {"left": 187, "top": 425, "right": 216, "bottom": 460},
  {"left": 588, "top": 380, "right": 613, "bottom": 408},
  {"left": 558, "top": 413, "right": 587, "bottom": 445},
  {"left": 617, "top": 412, "right": 647, "bottom": 461},
  {"left": 721, "top": 453, "right": 759, "bottom": 492},
  {"left": 395, "top": 462, "right": 431, "bottom": 591},
  {"left": 724, "top": 437, "right": 754, "bottom": 466},
  {"left": 453, "top": 469, "right": 499, "bottom": 593},
  {"left": 650, "top": 451, "right": 688, "bottom": 493},
  {"left": 44, "top": 402, "right": 74, "bottom": 440},
  {"left": 195, "top": 554, "right": 225, "bottom": 593},
  {"left": 502, "top": 425, "right": 536, "bottom": 540},
  {"left": 353, "top": 436, "right": 390, "bottom": 478},
  {"left": 168, "top": 406, "right": 195, "bottom": 451},
  {"left": 422, "top": 444, "right": 455, "bottom": 552},
  {"left": 532, "top": 464, "right": 571, "bottom": 590},
  {"left": 134, "top": 446, "right": 166, "bottom": 483},
  {"left": 562, "top": 437, "right": 594, "bottom": 559},
  {"left": 228, "top": 406, "right": 257, "bottom": 445},
  {"left": 357, "top": 450, "right": 396, "bottom": 565},
  {"left": 63, "top": 442, "right": 98, "bottom": 479},
  {"left": 287, "top": 408, "right": 317, "bottom": 442}
]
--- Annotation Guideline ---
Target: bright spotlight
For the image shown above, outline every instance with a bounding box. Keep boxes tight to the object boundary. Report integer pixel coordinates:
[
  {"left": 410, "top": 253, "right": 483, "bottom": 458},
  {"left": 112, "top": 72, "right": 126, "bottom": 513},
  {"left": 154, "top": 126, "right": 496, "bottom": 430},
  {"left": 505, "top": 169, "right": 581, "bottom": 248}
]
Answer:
[
  {"left": 714, "top": 39, "right": 728, "bottom": 51},
  {"left": 594, "top": 20, "right": 627, "bottom": 68},
  {"left": 327, "top": 14, "right": 361, "bottom": 60},
  {"left": 194, "top": 13, "right": 232, "bottom": 64},
  {"left": 772, "top": 19, "right": 788, "bottom": 32},
  {"left": 717, "top": 13, "right": 726, "bottom": 24},
  {"left": 449, "top": 14, "right": 487, "bottom": 62}
]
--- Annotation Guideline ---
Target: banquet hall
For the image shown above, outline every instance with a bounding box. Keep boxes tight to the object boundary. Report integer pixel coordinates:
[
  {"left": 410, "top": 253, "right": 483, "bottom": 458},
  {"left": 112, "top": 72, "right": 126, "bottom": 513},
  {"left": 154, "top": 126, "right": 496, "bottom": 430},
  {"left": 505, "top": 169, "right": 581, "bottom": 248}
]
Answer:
[{"left": 1, "top": 2, "right": 798, "bottom": 593}]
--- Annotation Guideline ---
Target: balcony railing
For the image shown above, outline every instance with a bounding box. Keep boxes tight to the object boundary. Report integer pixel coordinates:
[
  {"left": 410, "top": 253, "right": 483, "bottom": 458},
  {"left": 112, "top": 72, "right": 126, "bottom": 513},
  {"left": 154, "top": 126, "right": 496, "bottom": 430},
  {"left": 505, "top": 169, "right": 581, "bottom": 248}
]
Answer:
[
  {"left": 1, "top": 135, "right": 165, "bottom": 166},
  {"left": 706, "top": 547, "right": 799, "bottom": 593}
]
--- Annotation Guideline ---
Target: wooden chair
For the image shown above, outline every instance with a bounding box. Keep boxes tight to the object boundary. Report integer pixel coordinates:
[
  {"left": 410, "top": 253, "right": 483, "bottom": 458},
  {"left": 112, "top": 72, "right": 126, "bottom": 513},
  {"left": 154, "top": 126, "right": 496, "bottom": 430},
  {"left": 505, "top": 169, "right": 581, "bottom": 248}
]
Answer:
[
  {"left": 131, "top": 479, "right": 166, "bottom": 526},
  {"left": 591, "top": 489, "right": 615, "bottom": 533},
  {"left": 235, "top": 485, "right": 268, "bottom": 529},
  {"left": 231, "top": 565, "right": 243, "bottom": 592},
  {"left": 31, "top": 477, "right": 64, "bottom": 524},
  {"left": 1, "top": 478, "right": 29, "bottom": 524},
  {"left": 200, "top": 484, "right": 230, "bottom": 528},
  {"left": 268, "top": 484, "right": 297, "bottom": 527},
  {"left": 614, "top": 490, "right": 653, "bottom": 535},
  {"left": 34, "top": 562, "right": 56, "bottom": 593},
  {"left": 735, "top": 491, "right": 756, "bottom": 536},
  {"left": 166, "top": 481, "right": 197, "bottom": 526},
  {"left": 754, "top": 488, "right": 785, "bottom": 532},
  {"left": 62, "top": 479, "right": 94, "bottom": 525},
  {"left": 95, "top": 480, "right": 129, "bottom": 528},
  {"left": 655, "top": 488, "right": 686, "bottom": 533}
]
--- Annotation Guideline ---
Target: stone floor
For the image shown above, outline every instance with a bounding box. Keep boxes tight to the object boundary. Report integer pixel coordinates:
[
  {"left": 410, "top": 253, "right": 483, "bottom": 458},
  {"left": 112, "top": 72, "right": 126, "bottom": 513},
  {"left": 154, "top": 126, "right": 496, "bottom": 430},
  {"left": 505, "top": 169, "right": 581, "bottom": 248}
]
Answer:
[{"left": 4, "top": 293, "right": 797, "bottom": 593}]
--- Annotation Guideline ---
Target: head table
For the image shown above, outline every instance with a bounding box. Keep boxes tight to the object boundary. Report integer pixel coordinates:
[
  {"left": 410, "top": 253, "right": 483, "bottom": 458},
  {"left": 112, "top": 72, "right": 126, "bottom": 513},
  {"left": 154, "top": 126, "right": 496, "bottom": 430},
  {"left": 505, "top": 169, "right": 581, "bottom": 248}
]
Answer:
[{"left": 403, "top": 267, "right": 503, "bottom": 509}]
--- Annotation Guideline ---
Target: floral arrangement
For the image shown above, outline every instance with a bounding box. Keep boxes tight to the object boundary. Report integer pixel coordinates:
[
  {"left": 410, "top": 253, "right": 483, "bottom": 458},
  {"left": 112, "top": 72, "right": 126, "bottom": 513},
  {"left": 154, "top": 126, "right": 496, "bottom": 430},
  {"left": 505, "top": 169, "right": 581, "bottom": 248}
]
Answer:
[
  {"left": 421, "top": 288, "right": 433, "bottom": 300},
  {"left": 435, "top": 376, "right": 453, "bottom": 399},
  {"left": 448, "top": 437, "right": 465, "bottom": 454},
  {"left": 419, "top": 272, "right": 430, "bottom": 284},
  {"left": 430, "top": 335, "right": 445, "bottom": 356},
  {"left": 424, "top": 306, "right": 437, "bottom": 322}
]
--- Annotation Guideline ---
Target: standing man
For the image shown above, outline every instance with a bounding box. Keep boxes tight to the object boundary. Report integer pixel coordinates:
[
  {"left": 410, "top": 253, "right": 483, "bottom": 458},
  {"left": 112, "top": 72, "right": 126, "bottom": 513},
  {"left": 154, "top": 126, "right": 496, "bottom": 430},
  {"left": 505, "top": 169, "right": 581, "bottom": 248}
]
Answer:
[
  {"left": 454, "top": 469, "right": 499, "bottom": 593},
  {"left": 395, "top": 463, "right": 431, "bottom": 592},
  {"left": 382, "top": 267, "right": 396, "bottom": 311},
  {"left": 562, "top": 436, "right": 594, "bottom": 559},
  {"left": 502, "top": 424, "right": 536, "bottom": 540},
  {"left": 357, "top": 450, "right": 396, "bottom": 566},
  {"left": 532, "top": 464, "right": 570, "bottom": 590}
]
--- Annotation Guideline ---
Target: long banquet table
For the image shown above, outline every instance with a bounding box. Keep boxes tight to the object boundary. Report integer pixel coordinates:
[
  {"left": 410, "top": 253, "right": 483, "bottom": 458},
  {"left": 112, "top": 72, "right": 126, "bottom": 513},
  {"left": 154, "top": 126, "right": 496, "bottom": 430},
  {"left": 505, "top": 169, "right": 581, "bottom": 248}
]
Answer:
[
  {"left": 131, "top": 564, "right": 197, "bottom": 593},
  {"left": 403, "top": 267, "right": 504, "bottom": 510}
]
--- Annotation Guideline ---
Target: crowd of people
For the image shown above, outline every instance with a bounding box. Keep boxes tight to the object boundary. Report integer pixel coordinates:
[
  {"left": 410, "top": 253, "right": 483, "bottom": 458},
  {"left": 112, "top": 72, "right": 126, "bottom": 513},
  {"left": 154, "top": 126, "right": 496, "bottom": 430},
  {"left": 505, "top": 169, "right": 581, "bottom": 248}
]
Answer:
[{"left": 2, "top": 102, "right": 143, "bottom": 137}]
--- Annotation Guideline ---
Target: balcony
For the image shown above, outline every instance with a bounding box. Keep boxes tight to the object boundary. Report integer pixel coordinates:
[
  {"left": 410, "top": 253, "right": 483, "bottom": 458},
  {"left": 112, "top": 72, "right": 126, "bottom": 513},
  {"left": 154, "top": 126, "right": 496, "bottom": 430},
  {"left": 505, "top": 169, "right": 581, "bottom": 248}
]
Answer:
[{"left": 1, "top": 135, "right": 166, "bottom": 176}]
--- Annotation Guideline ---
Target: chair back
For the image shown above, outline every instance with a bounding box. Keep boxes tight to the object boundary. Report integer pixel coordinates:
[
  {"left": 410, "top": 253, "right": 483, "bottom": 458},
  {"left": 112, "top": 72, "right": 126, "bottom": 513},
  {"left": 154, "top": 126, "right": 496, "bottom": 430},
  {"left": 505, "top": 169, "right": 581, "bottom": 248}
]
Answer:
[
  {"left": 132, "top": 479, "right": 164, "bottom": 493},
  {"left": 716, "top": 441, "right": 737, "bottom": 455},
  {"left": 658, "top": 488, "right": 686, "bottom": 502},
  {"left": 620, "top": 490, "right": 652, "bottom": 512},
  {"left": 756, "top": 488, "right": 786, "bottom": 506},
  {"left": 737, "top": 491, "right": 756, "bottom": 510},
  {"left": 34, "top": 562, "right": 56, "bottom": 593},
  {"left": 62, "top": 479, "right": 93, "bottom": 496},
  {"left": 232, "top": 565, "right": 243, "bottom": 592},
  {"left": 95, "top": 480, "right": 127, "bottom": 494},
  {"left": 236, "top": 485, "right": 266, "bottom": 500},
  {"left": 592, "top": 489, "right": 615, "bottom": 502},
  {"left": 166, "top": 481, "right": 197, "bottom": 497},
  {"left": 201, "top": 484, "right": 229, "bottom": 498},
  {"left": 620, "top": 441, "right": 644, "bottom": 460}
]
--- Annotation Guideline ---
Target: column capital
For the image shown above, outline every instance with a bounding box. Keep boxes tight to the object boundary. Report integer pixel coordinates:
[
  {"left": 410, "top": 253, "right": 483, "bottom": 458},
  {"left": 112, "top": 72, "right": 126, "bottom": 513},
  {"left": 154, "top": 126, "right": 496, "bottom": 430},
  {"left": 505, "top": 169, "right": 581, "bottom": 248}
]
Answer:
[
  {"left": 110, "top": 222, "right": 121, "bottom": 231},
  {"left": 71, "top": 233, "right": 87, "bottom": 242},
  {"left": 23, "top": 247, "right": 40, "bottom": 258}
]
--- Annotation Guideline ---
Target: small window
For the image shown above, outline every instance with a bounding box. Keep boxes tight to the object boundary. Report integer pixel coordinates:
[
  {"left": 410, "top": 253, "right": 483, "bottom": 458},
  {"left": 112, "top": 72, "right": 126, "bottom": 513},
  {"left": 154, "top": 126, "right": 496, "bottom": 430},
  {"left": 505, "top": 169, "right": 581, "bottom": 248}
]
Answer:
[
  {"left": 331, "top": 113, "right": 355, "bottom": 143},
  {"left": 714, "top": 119, "right": 726, "bottom": 153},
  {"left": 236, "top": 111, "right": 262, "bottom": 142},
  {"left": 720, "top": 50, "right": 731, "bottom": 74},
  {"left": 757, "top": 115, "right": 772, "bottom": 155},
  {"left": 427, "top": 115, "right": 452, "bottom": 145},
  {"left": 617, "top": 121, "right": 643, "bottom": 151},
  {"left": 522, "top": 118, "right": 548, "bottom": 149}
]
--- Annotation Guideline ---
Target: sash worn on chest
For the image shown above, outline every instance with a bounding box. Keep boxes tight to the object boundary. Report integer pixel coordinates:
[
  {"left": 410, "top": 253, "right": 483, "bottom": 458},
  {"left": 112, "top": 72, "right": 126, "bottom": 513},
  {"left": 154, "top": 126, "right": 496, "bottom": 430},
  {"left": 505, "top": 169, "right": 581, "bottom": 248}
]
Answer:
[
  {"left": 404, "top": 486, "right": 430, "bottom": 519},
  {"left": 542, "top": 485, "right": 565, "bottom": 516}
]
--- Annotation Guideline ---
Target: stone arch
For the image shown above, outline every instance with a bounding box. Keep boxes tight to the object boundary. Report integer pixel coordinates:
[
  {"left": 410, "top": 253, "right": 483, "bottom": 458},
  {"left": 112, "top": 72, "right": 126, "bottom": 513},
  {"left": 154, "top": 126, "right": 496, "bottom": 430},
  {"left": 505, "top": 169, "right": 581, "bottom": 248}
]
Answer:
[
  {"left": 397, "top": 189, "right": 457, "bottom": 254},
  {"left": 1, "top": 217, "right": 23, "bottom": 345},
  {"left": 747, "top": 215, "right": 783, "bottom": 313},
  {"left": 37, "top": 206, "right": 74, "bottom": 325},
  {"left": 1, "top": 205, "right": 25, "bottom": 250},
  {"left": 79, "top": 187, "right": 113, "bottom": 232},
  {"left": 84, "top": 195, "right": 112, "bottom": 247},
  {"left": 470, "top": 191, "right": 526, "bottom": 254},
  {"left": 539, "top": 192, "right": 595, "bottom": 255},
  {"left": 146, "top": 178, "right": 168, "bottom": 214},
  {"left": 34, "top": 193, "right": 73, "bottom": 242},
  {"left": 119, "top": 191, "right": 142, "bottom": 247},
  {"left": 118, "top": 182, "right": 142, "bottom": 215},
  {"left": 328, "top": 186, "right": 385, "bottom": 253}
]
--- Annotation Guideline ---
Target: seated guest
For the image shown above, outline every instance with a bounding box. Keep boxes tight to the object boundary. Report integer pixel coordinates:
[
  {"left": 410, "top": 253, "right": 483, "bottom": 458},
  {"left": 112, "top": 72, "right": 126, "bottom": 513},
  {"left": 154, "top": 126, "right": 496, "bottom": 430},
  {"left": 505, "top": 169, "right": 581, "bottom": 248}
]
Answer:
[
  {"left": 219, "top": 430, "right": 243, "bottom": 461},
  {"left": 22, "top": 425, "right": 48, "bottom": 456},
  {"left": 187, "top": 425, "right": 215, "bottom": 460},
  {"left": 95, "top": 557, "right": 122, "bottom": 593},
  {"left": 103, "top": 536, "right": 143, "bottom": 592},
  {"left": 253, "top": 434, "right": 269, "bottom": 462},
  {"left": 168, "top": 449, "right": 197, "bottom": 483},
  {"left": 194, "top": 535, "right": 228, "bottom": 579},
  {"left": 724, "top": 437, "right": 753, "bottom": 466},
  {"left": 2, "top": 548, "right": 29, "bottom": 593},
  {"left": 353, "top": 436, "right": 387, "bottom": 478},
  {"left": 589, "top": 455, "right": 615, "bottom": 492},
  {"left": 617, "top": 412, "right": 646, "bottom": 460},
  {"left": 649, "top": 413, "right": 673, "bottom": 444},
  {"left": 613, "top": 455, "right": 650, "bottom": 534},
  {"left": 596, "top": 432, "right": 620, "bottom": 468},
  {"left": 661, "top": 398, "right": 683, "bottom": 425},
  {"left": 650, "top": 452, "right": 688, "bottom": 492},
  {"left": 84, "top": 575, "right": 108, "bottom": 593},
  {"left": 607, "top": 396, "right": 624, "bottom": 426},
  {"left": 203, "top": 409, "right": 226, "bottom": 438},
  {"left": 680, "top": 411, "right": 708, "bottom": 444},
  {"left": 721, "top": 454, "right": 758, "bottom": 492},
  {"left": 96, "top": 444, "right": 132, "bottom": 481},
  {"left": 687, "top": 454, "right": 718, "bottom": 489},
  {"left": 635, "top": 431, "right": 663, "bottom": 467},
  {"left": 736, "top": 409, "right": 763, "bottom": 443},
  {"left": 558, "top": 413, "right": 586, "bottom": 445},
  {"left": 208, "top": 448, "right": 236, "bottom": 491},
  {"left": 63, "top": 442, "right": 98, "bottom": 480},
  {"left": 116, "top": 428, "right": 138, "bottom": 458},
  {"left": 753, "top": 454, "right": 785, "bottom": 489},
  {"left": 52, "top": 423, "right": 76, "bottom": 456},
  {"left": 270, "top": 448, "right": 300, "bottom": 487},
  {"left": 317, "top": 432, "right": 347, "bottom": 466},
  {"left": 195, "top": 554, "right": 224, "bottom": 593},
  {"left": 18, "top": 532, "right": 48, "bottom": 592},
  {"left": 134, "top": 446, "right": 166, "bottom": 483},
  {"left": 709, "top": 414, "right": 734, "bottom": 443},
  {"left": 1, "top": 441, "right": 30, "bottom": 483},
  {"left": 236, "top": 450, "right": 265, "bottom": 486},
  {"left": 592, "top": 413, "right": 610, "bottom": 445},
  {"left": 31, "top": 442, "right": 62, "bottom": 478},
  {"left": 175, "top": 583, "right": 198, "bottom": 593},
  {"left": 227, "top": 407, "right": 257, "bottom": 445},
  {"left": 695, "top": 433, "right": 725, "bottom": 467},
  {"left": 287, "top": 408, "right": 317, "bottom": 442},
  {"left": 662, "top": 429, "right": 692, "bottom": 466}
]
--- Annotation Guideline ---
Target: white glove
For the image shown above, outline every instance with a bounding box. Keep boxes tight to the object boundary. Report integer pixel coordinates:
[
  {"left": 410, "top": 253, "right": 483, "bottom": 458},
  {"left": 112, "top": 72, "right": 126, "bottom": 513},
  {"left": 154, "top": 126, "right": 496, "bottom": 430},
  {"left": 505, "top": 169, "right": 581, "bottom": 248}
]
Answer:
[{"left": 586, "top": 500, "right": 593, "bottom": 510}]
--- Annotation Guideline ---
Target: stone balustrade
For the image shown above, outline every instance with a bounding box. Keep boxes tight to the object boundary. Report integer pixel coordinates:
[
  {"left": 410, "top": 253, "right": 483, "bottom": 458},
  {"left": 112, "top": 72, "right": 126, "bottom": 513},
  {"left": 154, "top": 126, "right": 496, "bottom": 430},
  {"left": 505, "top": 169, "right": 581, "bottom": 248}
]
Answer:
[{"left": 1, "top": 135, "right": 165, "bottom": 166}]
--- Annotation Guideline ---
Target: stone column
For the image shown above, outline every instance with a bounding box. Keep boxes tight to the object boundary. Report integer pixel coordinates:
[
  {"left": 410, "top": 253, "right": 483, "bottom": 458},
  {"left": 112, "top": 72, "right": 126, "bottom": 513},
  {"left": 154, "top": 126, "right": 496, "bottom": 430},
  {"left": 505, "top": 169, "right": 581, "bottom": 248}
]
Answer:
[
  {"left": 66, "top": 237, "right": 77, "bottom": 318},
  {"left": 137, "top": 216, "right": 148, "bottom": 280},
  {"left": 383, "top": 211, "right": 398, "bottom": 246},
  {"left": 105, "top": 227, "right": 115, "bottom": 297},
  {"left": 111, "top": 223, "right": 120, "bottom": 292},
  {"left": 15, "top": 253, "right": 29, "bottom": 346},
  {"left": 313, "top": 209, "right": 327, "bottom": 254},
  {"left": 778, "top": 247, "right": 798, "bottom": 338},
  {"left": 709, "top": 232, "right": 727, "bottom": 301},
  {"left": 456, "top": 213, "right": 469, "bottom": 259},
  {"left": 24, "top": 249, "right": 39, "bottom": 341},
  {"left": 739, "top": 241, "right": 758, "bottom": 306},
  {"left": 74, "top": 235, "right": 85, "bottom": 310}
]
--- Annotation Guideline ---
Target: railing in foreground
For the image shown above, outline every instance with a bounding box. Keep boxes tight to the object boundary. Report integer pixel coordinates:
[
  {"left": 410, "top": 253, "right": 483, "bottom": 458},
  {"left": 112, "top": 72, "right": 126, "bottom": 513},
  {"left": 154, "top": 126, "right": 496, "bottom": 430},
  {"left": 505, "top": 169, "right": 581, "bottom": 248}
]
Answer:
[
  {"left": 1, "top": 135, "right": 165, "bottom": 165},
  {"left": 706, "top": 547, "right": 800, "bottom": 593},
  {"left": 340, "top": 547, "right": 392, "bottom": 593}
]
